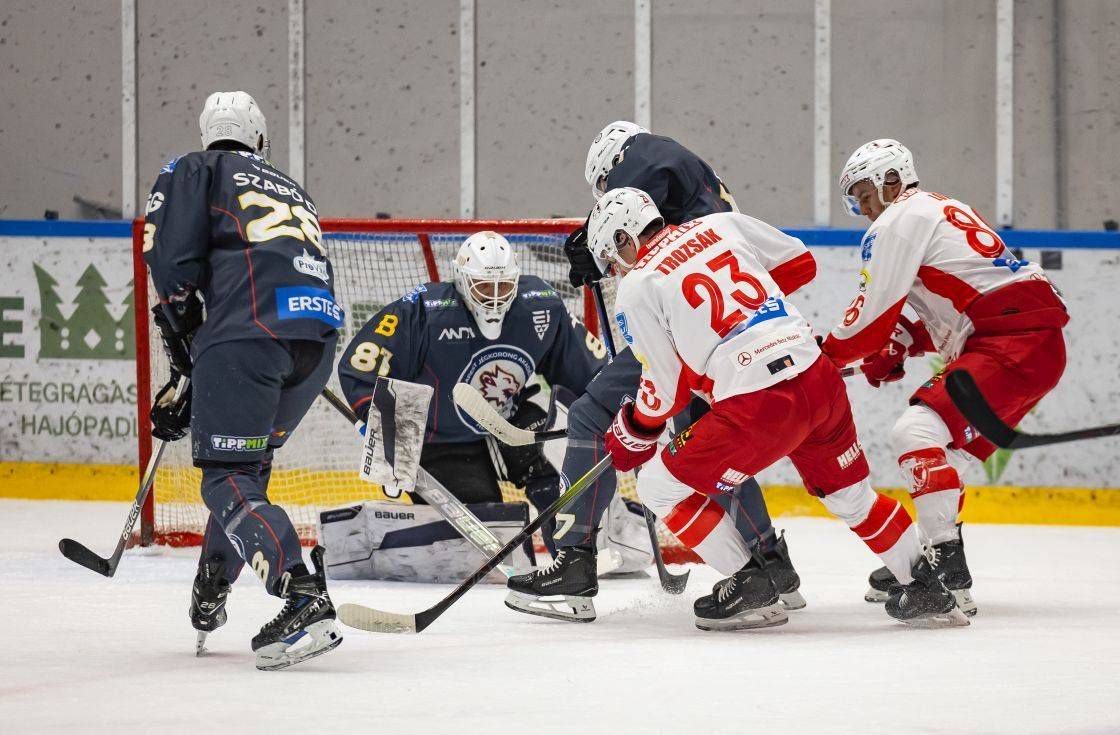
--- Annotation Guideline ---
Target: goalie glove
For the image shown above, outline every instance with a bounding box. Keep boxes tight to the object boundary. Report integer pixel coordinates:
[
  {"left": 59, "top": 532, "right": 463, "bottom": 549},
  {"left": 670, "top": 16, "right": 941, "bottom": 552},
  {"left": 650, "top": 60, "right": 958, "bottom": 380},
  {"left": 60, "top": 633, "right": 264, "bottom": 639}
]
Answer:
[
  {"left": 563, "top": 219, "right": 603, "bottom": 288},
  {"left": 150, "top": 375, "right": 192, "bottom": 442},
  {"left": 151, "top": 291, "right": 203, "bottom": 376},
  {"left": 605, "top": 400, "right": 665, "bottom": 472}
]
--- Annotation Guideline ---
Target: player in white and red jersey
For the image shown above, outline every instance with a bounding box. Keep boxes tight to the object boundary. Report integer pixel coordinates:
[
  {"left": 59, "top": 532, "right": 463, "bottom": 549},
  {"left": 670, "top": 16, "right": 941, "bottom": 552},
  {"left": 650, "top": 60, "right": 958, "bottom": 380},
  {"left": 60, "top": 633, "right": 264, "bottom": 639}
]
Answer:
[
  {"left": 590, "top": 187, "right": 968, "bottom": 630},
  {"left": 822, "top": 139, "right": 1070, "bottom": 614}
]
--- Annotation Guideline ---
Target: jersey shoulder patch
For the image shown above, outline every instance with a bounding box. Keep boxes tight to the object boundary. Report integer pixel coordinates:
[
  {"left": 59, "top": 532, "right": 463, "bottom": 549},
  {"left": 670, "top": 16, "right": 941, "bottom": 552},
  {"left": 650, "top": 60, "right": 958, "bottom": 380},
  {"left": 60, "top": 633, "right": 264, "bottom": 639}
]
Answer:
[
  {"left": 516, "top": 275, "right": 561, "bottom": 304},
  {"left": 416, "top": 281, "right": 459, "bottom": 309}
]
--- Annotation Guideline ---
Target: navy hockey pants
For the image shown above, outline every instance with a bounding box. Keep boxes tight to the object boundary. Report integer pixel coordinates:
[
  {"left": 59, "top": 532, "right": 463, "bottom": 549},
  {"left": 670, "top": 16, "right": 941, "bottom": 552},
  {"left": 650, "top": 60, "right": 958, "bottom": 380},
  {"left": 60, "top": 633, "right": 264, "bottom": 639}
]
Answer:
[{"left": 192, "top": 336, "right": 336, "bottom": 596}]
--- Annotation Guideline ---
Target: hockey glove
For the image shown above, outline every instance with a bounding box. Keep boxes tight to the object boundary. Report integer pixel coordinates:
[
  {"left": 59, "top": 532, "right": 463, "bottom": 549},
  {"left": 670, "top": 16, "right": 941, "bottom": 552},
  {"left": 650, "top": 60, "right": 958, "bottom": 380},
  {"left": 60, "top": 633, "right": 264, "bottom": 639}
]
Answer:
[
  {"left": 151, "top": 291, "right": 203, "bottom": 376},
  {"left": 605, "top": 401, "right": 665, "bottom": 473},
  {"left": 563, "top": 220, "right": 603, "bottom": 287},
  {"left": 150, "top": 375, "right": 192, "bottom": 442},
  {"left": 859, "top": 316, "right": 931, "bottom": 388}
]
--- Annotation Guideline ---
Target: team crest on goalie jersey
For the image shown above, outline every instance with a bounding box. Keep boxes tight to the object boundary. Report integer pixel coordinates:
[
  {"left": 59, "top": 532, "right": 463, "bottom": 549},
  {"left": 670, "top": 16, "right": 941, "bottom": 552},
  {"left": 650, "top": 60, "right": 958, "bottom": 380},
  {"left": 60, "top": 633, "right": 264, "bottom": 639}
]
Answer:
[{"left": 454, "top": 345, "right": 536, "bottom": 434}]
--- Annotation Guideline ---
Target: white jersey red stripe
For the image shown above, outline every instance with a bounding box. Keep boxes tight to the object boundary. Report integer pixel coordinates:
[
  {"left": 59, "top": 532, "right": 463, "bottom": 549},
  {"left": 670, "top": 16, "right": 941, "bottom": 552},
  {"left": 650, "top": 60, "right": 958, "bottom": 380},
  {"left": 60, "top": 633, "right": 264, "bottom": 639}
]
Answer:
[
  {"left": 612, "top": 212, "right": 819, "bottom": 425},
  {"left": 822, "top": 188, "right": 1060, "bottom": 366}
]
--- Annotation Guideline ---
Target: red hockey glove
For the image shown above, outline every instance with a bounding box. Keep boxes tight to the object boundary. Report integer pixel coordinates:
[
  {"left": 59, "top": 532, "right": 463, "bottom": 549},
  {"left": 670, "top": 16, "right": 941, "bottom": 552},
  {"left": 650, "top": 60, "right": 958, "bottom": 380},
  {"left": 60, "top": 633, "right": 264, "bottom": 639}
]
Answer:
[
  {"left": 605, "top": 402, "right": 665, "bottom": 472},
  {"left": 859, "top": 316, "right": 929, "bottom": 388}
]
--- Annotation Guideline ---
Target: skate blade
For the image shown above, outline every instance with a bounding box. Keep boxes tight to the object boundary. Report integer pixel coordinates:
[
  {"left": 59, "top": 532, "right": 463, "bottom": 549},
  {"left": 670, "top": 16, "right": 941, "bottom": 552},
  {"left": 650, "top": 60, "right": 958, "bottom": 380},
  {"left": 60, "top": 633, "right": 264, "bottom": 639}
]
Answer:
[
  {"left": 195, "top": 631, "right": 209, "bottom": 657},
  {"left": 951, "top": 588, "right": 978, "bottom": 617},
  {"left": 695, "top": 603, "right": 788, "bottom": 632},
  {"left": 504, "top": 591, "right": 596, "bottom": 623},
  {"left": 255, "top": 619, "right": 344, "bottom": 671},
  {"left": 779, "top": 590, "right": 807, "bottom": 610},
  {"left": 899, "top": 605, "right": 971, "bottom": 629},
  {"left": 864, "top": 586, "right": 890, "bottom": 603}
]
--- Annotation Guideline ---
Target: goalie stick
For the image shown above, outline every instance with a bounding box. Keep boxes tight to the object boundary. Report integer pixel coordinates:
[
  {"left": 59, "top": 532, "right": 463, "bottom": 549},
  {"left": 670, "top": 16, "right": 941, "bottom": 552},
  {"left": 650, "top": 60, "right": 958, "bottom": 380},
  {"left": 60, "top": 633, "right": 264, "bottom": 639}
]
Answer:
[
  {"left": 946, "top": 370, "right": 1120, "bottom": 449},
  {"left": 336, "top": 454, "right": 616, "bottom": 634},
  {"left": 58, "top": 375, "right": 188, "bottom": 577}
]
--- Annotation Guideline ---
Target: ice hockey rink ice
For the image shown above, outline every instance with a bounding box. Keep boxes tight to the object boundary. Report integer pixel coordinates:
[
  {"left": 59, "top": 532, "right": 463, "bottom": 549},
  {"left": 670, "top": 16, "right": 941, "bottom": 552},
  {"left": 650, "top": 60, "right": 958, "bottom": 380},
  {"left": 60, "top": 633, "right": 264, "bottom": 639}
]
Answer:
[{"left": 3, "top": 499, "right": 1118, "bottom": 735}]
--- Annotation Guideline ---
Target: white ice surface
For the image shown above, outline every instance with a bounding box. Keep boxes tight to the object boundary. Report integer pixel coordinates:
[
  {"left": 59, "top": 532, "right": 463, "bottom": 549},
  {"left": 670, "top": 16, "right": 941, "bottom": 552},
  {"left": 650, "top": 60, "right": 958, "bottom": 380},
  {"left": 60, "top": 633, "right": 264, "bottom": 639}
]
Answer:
[{"left": 2, "top": 499, "right": 1119, "bottom": 734}]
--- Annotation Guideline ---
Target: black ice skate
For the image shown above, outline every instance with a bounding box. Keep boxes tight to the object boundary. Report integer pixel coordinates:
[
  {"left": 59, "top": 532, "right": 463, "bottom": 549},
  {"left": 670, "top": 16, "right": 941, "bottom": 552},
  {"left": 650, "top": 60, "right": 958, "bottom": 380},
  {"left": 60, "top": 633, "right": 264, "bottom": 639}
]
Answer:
[
  {"left": 694, "top": 550, "right": 788, "bottom": 631},
  {"left": 252, "top": 546, "right": 343, "bottom": 671},
  {"left": 932, "top": 523, "right": 977, "bottom": 616},
  {"left": 764, "top": 532, "right": 806, "bottom": 610},
  {"left": 190, "top": 560, "right": 231, "bottom": 656},
  {"left": 885, "top": 551, "right": 970, "bottom": 628},
  {"left": 864, "top": 565, "right": 901, "bottom": 603},
  {"left": 505, "top": 546, "right": 598, "bottom": 623}
]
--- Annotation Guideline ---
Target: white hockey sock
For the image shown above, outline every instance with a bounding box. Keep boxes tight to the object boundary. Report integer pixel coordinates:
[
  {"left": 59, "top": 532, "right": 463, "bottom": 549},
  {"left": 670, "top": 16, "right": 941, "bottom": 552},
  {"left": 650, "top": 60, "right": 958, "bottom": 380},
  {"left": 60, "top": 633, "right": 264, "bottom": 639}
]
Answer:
[
  {"left": 819, "top": 479, "right": 920, "bottom": 585},
  {"left": 637, "top": 453, "right": 749, "bottom": 576},
  {"left": 892, "top": 404, "right": 964, "bottom": 545}
]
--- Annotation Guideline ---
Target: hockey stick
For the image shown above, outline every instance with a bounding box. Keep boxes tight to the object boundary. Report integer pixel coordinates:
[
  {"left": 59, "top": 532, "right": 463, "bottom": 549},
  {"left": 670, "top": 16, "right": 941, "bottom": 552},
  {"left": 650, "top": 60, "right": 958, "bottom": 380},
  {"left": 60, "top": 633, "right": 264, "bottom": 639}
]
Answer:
[
  {"left": 318, "top": 387, "right": 524, "bottom": 576},
  {"left": 336, "top": 454, "right": 616, "bottom": 634},
  {"left": 58, "top": 375, "right": 188, "bottom": 577},
  {"left": 577, "top": 282, "right": 690, "bottom": 593},
  {"left": 946, "top": 370, "right": 1120, "bottom": 449}
]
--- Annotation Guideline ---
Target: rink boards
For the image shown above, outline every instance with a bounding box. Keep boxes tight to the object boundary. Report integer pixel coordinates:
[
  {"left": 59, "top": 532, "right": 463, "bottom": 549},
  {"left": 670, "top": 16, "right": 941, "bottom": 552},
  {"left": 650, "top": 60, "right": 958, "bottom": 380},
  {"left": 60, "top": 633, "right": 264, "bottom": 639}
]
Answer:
[{"left": 2, "top": 221, "right": 1119, "bottom": 526}]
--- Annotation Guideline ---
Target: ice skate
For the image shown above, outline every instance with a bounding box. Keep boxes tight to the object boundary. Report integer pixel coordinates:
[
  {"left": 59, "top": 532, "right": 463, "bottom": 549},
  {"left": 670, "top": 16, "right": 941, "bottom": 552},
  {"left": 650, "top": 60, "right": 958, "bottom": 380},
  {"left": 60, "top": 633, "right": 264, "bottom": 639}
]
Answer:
[
  {"left": 885, "top": 552, "right": 970, "bottom": 628},
  {"left": 764, "top": 531, "right": 806, "bottom": 610},
  {"left": 190, "top": 560, "right": 230, "bottom": 656},
  {"left": 505, "top": 546, "right": 598, "bottom": 623},
  {"left": 694, "top": 552, "right": 788, "bottom": 631},
  {"left": 932, "top": 523, "right": 977, "bottom": 616},
  {"left": 252, "top": 546, "right": 342, "bottom": 671}
]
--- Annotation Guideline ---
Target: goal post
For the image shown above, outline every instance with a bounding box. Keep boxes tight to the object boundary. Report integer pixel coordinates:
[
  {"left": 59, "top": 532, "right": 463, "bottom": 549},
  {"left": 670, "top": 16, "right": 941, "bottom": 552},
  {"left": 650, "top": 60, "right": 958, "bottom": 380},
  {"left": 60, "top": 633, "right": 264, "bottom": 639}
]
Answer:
[{"left": 133, "top": 218, "right": 692, "bottom": 561}]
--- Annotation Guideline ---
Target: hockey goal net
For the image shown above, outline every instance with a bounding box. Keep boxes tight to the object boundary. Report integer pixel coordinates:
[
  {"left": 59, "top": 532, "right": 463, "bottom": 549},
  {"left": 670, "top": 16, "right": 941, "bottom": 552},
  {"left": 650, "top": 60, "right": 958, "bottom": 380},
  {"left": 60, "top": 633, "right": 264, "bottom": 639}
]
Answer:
[{"left": 134, "top": 219, "right": 694, "bottom": 562}]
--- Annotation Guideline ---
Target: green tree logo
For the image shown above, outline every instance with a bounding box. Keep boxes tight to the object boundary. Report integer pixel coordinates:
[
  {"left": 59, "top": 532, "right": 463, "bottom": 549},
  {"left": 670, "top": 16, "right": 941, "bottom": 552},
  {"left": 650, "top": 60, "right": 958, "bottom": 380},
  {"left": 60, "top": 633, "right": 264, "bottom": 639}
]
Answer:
[{"left": 34, "top": 263, "right": 134, "bottom": 360}]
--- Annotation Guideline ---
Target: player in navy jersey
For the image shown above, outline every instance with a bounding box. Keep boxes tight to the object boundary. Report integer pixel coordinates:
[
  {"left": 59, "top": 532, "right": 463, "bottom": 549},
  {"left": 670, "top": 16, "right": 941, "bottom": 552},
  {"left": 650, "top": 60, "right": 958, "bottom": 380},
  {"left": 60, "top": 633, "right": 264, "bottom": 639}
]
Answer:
[
  {"left": 506, "top": 122, "right": 805, "bottom": 623},
  {"left": 143, "top": 91, "right": 341, "bottom": 669}
]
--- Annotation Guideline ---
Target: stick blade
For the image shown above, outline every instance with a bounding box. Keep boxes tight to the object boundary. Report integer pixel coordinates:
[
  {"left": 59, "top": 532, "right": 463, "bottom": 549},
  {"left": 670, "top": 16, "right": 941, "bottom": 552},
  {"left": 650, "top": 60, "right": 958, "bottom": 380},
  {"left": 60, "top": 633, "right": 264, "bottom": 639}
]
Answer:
[
  {"left": 945, "top": 370, "right": 1018, "bottom": 448},
  {"left": 58, "top": 538, "right": 113, "bottom": 577},
  {"left": 451, "top": 383, "right": 535, "bottom": 446},
  {"left": 643, "top": 508, "right": 689, "bottom": 594},
  {"left": 337, "top": 602, "right": 418, "bottom": 634}
]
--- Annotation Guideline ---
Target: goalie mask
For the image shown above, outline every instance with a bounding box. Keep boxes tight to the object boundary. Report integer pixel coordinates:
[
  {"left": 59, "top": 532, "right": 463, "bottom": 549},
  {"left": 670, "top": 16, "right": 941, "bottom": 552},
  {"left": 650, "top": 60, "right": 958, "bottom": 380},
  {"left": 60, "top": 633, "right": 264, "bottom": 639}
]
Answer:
[
  {"left": 838, "top": 138, "right": 918, "bottom": 216},
  {"left": 453, "top": 231, "right": 520, "bottom": 339},
  {"left": 587, "top": 187, "right": 664, "bottom": 274},
  {"left": 199, "top": 91, "right": 270, "bottom": 159},
  {"left": 585, "top": 120, "right": 649, "bottom": 200}
]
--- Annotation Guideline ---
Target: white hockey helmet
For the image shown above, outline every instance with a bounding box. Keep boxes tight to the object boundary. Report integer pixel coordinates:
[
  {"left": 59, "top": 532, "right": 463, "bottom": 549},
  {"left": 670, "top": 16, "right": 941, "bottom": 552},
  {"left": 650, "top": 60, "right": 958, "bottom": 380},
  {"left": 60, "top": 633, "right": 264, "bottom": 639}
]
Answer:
[
  {"left": 199, "top": 91, "right": 270, "bottom": 159},
  {"left": 587, "top": 187, "right": 665, "bottom": 272},
  {"left": 585, "top": 120, "right": 650, "bottom": 199},
  {"left": 838, "top": 138, "right": 918, "bottom": 216},
  {"left": 453, "top": 231, "right": 520, "bottom": 340}
]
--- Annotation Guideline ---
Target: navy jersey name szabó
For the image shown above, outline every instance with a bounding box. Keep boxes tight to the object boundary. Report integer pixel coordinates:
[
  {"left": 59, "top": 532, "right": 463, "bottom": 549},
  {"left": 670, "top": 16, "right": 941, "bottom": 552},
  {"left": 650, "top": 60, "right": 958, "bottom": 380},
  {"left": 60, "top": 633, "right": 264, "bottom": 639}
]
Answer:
[
  {"left": 142, "top": 149, "right": 341, "bottom": 357},
  {"left": 338, "top": 277, "right": 607, "bottom": 444}
]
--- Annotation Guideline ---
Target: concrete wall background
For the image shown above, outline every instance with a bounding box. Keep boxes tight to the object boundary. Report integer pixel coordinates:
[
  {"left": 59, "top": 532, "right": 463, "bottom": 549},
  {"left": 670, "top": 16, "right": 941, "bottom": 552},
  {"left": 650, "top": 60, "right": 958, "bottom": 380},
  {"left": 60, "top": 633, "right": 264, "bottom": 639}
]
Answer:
[{"left": 1, "top": 0, "right": 1117, "bottom": 228}]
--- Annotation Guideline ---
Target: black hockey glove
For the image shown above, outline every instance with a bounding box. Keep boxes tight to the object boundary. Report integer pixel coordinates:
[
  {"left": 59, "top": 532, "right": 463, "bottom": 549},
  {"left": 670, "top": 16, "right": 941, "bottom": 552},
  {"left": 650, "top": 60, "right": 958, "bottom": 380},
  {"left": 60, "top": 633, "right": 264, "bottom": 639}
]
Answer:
[
  {"left": 151, "top": 291, "right": 203, "bottom": 376},
  {"left": 150, "top": 375, "right": 192, "bottom": 442},
  {"left": 563, "top": 220, "right": 603, "bottom": 288}
]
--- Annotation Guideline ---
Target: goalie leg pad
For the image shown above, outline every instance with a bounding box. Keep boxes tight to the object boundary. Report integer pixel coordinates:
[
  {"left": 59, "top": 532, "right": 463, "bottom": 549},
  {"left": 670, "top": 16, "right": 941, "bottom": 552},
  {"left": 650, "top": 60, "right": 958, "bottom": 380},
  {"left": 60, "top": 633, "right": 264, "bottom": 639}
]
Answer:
[{"left": 318, "top": 499, "right": 532, "bottom": 583}]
